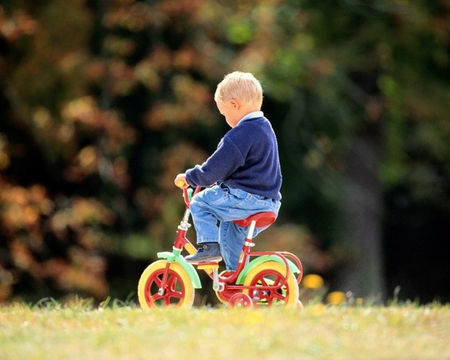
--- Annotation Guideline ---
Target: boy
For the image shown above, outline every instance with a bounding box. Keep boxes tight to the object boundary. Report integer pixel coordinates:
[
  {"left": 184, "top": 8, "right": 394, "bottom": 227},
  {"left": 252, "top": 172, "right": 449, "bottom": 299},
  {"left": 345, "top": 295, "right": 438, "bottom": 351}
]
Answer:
[{"left": 174, "top": 71, "right": 282, "bottom": 270}]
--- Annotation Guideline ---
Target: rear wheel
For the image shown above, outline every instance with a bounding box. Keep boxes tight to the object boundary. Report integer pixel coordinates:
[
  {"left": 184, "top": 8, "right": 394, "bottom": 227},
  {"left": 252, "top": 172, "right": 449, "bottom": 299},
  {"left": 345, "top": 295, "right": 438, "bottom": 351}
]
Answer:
[
  {"left": 243, "top": 261, "right": 299, "bottom": 307},
  {"left": 138, "top": 260, "right": 195, "bottom": 309}
]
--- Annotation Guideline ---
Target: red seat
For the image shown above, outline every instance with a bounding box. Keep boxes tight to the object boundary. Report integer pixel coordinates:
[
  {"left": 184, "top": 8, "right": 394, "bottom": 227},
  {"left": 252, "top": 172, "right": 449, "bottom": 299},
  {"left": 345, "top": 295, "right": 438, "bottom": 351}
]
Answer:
[{"left": 232, "top": 211, "right": 276, "bottom": 228}]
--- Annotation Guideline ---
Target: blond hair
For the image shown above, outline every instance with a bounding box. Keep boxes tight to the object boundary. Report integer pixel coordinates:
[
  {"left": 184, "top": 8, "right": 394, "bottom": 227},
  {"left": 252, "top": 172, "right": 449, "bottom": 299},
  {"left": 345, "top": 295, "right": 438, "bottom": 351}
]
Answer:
[{"left": 214, "top": 71, "right": 263, "bottom": 109}]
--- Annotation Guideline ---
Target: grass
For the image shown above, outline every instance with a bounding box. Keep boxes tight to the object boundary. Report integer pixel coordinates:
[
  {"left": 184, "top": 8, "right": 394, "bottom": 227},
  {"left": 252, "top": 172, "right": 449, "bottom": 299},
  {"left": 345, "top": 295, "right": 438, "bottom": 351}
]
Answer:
[{"left": 1, "top": 300, "right": 449, "bottom": 360}]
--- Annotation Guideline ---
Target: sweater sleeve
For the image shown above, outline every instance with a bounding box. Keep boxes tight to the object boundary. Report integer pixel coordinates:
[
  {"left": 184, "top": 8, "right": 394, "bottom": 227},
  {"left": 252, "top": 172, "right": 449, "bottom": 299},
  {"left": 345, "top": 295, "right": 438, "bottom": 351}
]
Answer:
[{"left": 185, "top": 136, "right": 245, "bottom": 187}]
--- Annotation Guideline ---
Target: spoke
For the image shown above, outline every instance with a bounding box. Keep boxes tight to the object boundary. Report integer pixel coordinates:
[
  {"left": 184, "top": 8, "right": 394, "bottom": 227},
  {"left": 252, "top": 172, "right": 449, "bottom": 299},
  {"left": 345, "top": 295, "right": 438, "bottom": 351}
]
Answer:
[
  {"left": 170, "top": 290, "right": 183, "bottom": 299},
  {"left": 164, "top": 295, "right": 171, "bottom": 306},
  {"left": 272, "top": 289, "right": 286, "bottom": 302},
  {"left": 261, "top": 273, "right": 286, "bottom": 305},
  {"left": 146, "top": 278, "right": 163, "bottom": 304},
  {"left": 166, "top": 287, "right": 183, "bottom": 299},
  {"left": 166, "top": 275, "right": 183, "bottom": 298},
  {"left": 154, "top": 274, "right": 163, "bottom": 288},
  {"left": 166, "top": 273, "right": 175, "bottom": 289},
  {"left": 157, "top": 272, "right": 184, "bottom": 303},
  {"left": 150, "top": 293, "right": 162, "bottom": 302},
  {"left": 272, "top": 274, "right": 287, "bottom": 303}
]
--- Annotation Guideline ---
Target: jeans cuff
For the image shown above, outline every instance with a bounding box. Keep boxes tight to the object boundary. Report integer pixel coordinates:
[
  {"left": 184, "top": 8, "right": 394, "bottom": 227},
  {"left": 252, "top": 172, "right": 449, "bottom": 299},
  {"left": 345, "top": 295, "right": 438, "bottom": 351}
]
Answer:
[{"left": 197, "top": 239, "right": 219, "bottom": 244}]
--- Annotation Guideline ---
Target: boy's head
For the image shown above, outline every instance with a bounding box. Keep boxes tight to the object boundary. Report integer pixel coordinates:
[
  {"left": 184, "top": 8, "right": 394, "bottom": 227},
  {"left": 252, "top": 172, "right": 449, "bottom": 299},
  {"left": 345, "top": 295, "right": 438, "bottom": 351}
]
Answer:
[{"left": 214, "top": 71, "right": 263, "bottom": 110}]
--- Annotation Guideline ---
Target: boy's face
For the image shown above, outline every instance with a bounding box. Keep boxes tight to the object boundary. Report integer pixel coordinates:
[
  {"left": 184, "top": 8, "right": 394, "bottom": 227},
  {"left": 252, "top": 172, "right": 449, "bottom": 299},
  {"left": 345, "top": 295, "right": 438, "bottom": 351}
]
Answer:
[{"left": 216, "top": 99, "right": 241, "bottom": 128}]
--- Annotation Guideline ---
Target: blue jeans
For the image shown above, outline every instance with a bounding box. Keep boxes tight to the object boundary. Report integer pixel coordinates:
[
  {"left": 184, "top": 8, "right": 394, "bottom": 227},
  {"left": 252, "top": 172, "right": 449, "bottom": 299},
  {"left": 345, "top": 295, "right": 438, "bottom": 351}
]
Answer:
[{"left": 189, "top": 183, "right": 281, "bottom": 270}]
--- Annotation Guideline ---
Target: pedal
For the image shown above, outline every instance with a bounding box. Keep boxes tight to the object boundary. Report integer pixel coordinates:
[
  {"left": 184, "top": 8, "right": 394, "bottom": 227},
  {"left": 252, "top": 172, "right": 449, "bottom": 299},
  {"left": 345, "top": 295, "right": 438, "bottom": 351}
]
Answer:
[{"left": 197, "top": 262, "right": 219, "bottom": 270}]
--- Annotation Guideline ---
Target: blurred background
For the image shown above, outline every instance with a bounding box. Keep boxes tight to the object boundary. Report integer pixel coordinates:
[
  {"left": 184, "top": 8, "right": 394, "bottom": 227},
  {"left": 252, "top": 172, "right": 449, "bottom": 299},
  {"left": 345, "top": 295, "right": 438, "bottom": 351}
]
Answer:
[{"left": 0, "top": 0, "right": 449, "bottom": 305}]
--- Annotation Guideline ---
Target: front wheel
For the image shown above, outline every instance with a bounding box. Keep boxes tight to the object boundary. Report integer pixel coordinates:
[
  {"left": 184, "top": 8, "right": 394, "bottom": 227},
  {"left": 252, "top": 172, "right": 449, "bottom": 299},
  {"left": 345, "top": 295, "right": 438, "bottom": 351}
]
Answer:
[
  {"left": 243, "top": 261, "right": 299, "bottom": 307},
  {"left": 138, "top": 260, "right": 195, "bottom": 309}
]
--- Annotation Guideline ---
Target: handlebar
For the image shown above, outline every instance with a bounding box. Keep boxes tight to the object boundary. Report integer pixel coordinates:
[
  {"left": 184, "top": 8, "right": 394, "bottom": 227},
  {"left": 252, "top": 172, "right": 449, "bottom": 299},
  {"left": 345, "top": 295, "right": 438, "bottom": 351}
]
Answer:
[
  {"left": 176, "top": 180, "right": 186, "bottom": 188},
  {"left": 182, "top": 185, "right": 201, "bottom": 208}
]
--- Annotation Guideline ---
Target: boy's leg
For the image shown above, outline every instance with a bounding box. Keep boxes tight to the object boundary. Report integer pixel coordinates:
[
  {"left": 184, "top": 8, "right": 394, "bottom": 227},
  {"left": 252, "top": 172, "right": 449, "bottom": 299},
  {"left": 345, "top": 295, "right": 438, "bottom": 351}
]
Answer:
[
  {"left": 219, "top": 221, "right": 247, "bottom": 270},
  {"left": 184, "top": 185, "right": 225, "bottom": 263},
  {"left": 188, "top": 183, "right": 280, "bottom": 268},
  {"left": 188, "top": 185, "right": 225, "bottom": 244}
]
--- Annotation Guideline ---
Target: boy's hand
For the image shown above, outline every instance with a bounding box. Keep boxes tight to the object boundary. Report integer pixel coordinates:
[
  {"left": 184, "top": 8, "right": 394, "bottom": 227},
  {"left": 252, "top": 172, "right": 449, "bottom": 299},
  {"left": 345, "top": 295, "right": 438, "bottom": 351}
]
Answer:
[{"left": 174, "top": 173, "right": 188, "bottom": 188}]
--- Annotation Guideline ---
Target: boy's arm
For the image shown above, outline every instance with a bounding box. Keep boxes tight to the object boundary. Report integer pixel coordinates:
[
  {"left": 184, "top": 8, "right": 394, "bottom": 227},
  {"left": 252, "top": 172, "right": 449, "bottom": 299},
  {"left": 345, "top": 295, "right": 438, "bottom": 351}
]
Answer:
[{"left": 186, "top": 137, "right": 244, "bottom": 187}]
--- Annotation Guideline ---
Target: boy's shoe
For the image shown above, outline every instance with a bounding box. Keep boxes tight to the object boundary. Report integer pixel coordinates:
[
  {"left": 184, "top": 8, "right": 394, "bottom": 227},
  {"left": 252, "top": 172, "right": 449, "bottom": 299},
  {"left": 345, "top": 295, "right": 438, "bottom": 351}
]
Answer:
[{"left": 185, "top": 243, "right": 222, "bottom": 264}]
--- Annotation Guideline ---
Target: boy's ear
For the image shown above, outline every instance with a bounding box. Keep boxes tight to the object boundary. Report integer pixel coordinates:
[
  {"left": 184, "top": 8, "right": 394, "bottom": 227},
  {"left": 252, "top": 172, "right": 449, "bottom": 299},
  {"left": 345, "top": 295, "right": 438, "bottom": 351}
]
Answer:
[{"left": 229, "top": 98, "right": 240, "bottom": 109}]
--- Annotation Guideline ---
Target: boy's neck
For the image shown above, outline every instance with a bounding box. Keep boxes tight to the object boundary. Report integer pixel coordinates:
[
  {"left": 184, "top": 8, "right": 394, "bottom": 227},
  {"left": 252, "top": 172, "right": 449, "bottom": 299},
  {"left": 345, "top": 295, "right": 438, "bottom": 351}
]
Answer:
[{"left": 236, "top": 106, "right": 261, "bottom": 123}]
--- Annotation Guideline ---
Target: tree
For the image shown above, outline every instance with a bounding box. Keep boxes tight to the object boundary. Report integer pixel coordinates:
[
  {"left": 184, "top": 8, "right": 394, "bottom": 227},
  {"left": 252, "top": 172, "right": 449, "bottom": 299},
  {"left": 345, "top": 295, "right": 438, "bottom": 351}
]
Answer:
[{"left": 1, "top": 0, "right": 450, "bottom": 304}]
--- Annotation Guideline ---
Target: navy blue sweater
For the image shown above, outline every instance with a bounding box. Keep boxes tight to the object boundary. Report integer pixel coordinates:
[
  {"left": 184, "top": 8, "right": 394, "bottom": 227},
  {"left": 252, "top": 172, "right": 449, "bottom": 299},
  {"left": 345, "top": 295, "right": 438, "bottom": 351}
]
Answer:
[{"left": 185, "top": 114, "right": 282, "bottom": 200}]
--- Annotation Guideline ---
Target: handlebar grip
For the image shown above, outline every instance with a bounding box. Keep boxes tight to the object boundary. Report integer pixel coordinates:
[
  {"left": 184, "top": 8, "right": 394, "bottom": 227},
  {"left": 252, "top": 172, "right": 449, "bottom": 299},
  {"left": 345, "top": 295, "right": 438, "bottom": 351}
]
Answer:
[{"left": 176, "top": 180, "right": 186, "bottom": 188}]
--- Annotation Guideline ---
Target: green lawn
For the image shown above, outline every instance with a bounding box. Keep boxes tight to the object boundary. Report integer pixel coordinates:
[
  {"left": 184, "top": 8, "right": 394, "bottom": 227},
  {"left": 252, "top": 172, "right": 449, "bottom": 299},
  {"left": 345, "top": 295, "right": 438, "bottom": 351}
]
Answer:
[{"left": 1, "top": 301, "right": 449, "bottom": 360}]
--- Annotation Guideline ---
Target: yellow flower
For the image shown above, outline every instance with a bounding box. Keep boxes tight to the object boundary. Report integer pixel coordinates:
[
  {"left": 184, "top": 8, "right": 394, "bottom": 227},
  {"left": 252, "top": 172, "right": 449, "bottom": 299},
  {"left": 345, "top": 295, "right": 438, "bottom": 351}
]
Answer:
[
  {"left": 326, "top": 291, "right": 346, "bottom": 305},
  {"left": 302, "top": 274, "right": 324, "bottom": 290}
]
